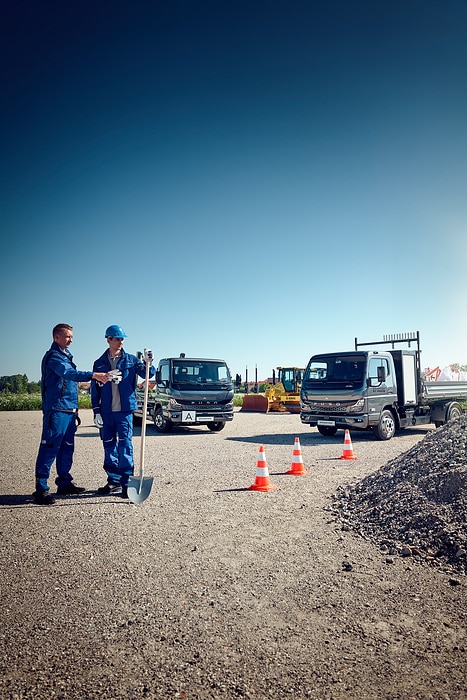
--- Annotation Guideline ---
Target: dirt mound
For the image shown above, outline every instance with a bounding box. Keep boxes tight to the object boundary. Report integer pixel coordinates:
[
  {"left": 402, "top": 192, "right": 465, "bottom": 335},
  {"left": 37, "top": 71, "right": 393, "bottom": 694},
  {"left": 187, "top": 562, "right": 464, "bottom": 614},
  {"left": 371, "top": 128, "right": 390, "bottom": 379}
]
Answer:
[{"left": 333, "top": 417, "right": 467, "bottom": 575}]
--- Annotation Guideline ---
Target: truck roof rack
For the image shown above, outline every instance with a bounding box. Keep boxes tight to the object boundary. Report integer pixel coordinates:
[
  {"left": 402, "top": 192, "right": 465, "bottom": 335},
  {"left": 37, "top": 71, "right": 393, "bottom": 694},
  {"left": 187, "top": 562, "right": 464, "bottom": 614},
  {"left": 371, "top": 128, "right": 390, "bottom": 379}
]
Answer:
[{"left": 355, "top": 331, "right": 420, "bottom": 353}]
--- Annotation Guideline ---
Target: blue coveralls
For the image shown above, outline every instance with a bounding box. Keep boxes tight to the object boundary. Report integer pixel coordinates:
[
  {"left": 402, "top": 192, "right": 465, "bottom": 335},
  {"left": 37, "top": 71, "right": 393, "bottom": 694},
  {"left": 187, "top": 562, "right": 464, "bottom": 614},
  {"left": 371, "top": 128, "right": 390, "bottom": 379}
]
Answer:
[
  {"left": 91, "top": 350, "right": 154, "bottom": 487},
  {"left": 35, "top": 343, "right": 93, "bottom": 493}
]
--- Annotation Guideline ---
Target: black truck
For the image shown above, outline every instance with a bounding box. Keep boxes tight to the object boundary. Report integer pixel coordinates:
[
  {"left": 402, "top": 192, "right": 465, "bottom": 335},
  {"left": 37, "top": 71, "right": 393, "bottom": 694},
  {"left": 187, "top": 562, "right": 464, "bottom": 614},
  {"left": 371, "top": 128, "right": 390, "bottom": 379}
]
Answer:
[{"left": 135, "top": 354, "right": 234, "bottom": 432}]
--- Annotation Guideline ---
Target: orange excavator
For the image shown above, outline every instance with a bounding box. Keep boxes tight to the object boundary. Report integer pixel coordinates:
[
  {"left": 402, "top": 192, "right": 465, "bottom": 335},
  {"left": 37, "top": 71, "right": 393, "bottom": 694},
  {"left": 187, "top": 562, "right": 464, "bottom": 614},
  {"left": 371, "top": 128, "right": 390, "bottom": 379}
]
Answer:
[{"left": 241, "top": 367, "right": 304, "bottom": 413}]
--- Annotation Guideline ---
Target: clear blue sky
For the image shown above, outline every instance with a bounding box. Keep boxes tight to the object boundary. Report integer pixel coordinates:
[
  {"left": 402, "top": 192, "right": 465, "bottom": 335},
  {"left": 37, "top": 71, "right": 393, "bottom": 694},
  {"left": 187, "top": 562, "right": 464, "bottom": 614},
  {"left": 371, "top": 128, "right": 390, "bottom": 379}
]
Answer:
[{"left": 1, "top": 0, "right": 466, "bottom": 382}]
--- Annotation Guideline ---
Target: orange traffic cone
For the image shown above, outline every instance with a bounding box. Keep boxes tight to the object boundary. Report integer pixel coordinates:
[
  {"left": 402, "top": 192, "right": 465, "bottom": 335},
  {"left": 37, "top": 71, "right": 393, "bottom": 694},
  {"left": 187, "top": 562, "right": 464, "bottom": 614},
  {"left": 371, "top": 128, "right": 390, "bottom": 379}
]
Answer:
[
  {"left": 339, "top": 429, "right": 358, "bottom": 460},
  {"left": 285, "top": 437, "right": 310, "bottom": 475},
  {"left": 248, "top": 445, "right": 277, "bottom": 492}
]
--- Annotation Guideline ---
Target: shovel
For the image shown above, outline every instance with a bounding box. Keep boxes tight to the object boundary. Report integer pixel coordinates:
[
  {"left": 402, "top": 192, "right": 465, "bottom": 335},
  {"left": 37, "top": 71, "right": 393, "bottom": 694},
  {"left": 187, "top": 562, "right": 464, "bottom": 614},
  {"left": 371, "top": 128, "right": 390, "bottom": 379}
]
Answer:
[{"left": 128, "top": 350, "right": 154, "bottom": 504}]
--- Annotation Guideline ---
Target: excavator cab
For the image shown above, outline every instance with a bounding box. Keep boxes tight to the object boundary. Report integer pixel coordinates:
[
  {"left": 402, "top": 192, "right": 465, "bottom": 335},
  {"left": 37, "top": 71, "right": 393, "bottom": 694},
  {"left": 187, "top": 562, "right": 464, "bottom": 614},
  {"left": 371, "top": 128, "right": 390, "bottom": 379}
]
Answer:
[{"left": 278, "top": 367, "right": 303, "bottom": 393}]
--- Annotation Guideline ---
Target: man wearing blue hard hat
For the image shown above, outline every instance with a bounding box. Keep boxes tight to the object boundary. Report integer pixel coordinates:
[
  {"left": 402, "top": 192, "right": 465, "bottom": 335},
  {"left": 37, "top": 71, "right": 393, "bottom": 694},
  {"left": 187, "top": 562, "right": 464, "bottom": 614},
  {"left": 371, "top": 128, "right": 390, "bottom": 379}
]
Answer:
[{"left": 91, "top": 325, "right": 155, "bottom": 498}]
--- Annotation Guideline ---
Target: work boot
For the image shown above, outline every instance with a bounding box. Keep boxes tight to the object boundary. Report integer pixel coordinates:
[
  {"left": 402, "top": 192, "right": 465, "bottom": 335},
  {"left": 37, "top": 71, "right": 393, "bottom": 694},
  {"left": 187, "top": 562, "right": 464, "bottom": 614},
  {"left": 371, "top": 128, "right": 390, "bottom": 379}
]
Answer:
[
  {"left": 97, "top": 483, "right": 122, "bottom": 495},
  {"left": 33, "top": 491, "right": 56, "bottom": 505},
  {"left": 119, "top": 486, "right": 129, "bottom": 499},
  {"left": 56, "top": 483, "right": 86, "bottom": 495}
]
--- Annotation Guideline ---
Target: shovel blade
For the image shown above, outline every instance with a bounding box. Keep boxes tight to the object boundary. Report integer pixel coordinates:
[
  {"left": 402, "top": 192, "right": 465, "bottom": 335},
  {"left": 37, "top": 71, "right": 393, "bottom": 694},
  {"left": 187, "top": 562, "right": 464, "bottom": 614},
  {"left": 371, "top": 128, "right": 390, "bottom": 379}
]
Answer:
[{"left": 127, "top": 476, "right": 154, "bottom": 504}]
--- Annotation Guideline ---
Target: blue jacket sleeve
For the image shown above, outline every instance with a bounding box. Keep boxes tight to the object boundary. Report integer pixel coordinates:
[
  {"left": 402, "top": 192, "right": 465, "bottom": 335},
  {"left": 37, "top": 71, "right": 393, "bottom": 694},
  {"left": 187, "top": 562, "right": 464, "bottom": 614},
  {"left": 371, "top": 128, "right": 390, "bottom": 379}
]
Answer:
[
  {"left": 48, "top": 354, "right": 93, "bottom": 383},
  {"left": 90, "top": 358, "right": 102, "bottom": 414}
]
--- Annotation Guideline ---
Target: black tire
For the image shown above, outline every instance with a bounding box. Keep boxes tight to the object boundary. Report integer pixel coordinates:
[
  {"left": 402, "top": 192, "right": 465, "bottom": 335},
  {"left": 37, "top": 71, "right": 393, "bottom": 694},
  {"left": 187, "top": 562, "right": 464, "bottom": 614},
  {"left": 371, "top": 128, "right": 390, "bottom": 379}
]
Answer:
[
  {"left": 152, "top": 407, "right": 173, "bottom": 433},
  {"left": 372, "top": 410, "right": 396, "bottom": 441},
  {"left": 446, "top": 402, "right": 462, "bottom": 422},
  {"left": 207, "top": 421, "right": 225, "bottom": 432},
  {"left": 434, "top": 421, "right": 442, "bottom": 429},
  {"left": 317, "top": 425, "right": 338, "bottom": 437}
]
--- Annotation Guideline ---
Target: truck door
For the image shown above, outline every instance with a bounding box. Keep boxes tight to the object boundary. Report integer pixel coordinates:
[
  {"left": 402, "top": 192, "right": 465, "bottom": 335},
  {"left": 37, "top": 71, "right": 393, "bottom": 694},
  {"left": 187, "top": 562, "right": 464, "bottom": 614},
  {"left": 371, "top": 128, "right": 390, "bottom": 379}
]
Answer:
[
  {"left": 158, "top": 362, "right": 170, "bottom": 403},
  {"left": 159, "top": 361, "right": 170, "bottom": 386},
  {"left": 368, "top": 356, "right": 393, "bottom": 415}
]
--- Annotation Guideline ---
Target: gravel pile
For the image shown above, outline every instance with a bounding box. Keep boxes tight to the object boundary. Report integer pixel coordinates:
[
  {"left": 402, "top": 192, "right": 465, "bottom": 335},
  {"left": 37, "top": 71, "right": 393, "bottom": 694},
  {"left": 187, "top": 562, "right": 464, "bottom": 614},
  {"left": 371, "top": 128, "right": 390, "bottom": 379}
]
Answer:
[{"left": 333, "top": 416, "right": 467, "bottom": 575}]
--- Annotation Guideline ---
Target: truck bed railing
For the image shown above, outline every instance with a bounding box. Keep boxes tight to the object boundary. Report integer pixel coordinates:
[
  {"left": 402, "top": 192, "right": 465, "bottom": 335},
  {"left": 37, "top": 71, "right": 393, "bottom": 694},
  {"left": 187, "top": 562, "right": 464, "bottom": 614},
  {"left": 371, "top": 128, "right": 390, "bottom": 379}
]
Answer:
[{"left": 355, "top": 332, "right": 420, "bottom": 353}]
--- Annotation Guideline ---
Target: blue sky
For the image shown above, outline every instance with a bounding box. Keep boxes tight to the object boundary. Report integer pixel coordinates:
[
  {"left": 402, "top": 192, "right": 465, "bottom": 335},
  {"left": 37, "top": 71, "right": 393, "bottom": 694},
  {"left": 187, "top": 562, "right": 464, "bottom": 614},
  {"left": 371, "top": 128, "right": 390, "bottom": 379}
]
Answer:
[{"left": 1, "top": 0, "right": 467, "bottom": 381}]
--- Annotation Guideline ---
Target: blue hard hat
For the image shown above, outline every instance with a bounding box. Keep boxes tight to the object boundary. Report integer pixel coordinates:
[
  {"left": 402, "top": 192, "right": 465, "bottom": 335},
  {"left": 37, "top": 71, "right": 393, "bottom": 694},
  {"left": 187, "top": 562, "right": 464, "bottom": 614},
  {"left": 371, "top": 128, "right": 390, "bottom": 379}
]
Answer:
[{"left": 105, "top": 324, "right": 127, "bottom": 339}]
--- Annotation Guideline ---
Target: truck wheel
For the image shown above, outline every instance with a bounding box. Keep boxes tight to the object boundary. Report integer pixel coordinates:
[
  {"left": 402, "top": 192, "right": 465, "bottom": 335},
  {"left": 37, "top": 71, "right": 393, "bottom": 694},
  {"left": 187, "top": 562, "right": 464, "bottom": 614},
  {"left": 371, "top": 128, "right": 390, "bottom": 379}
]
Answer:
[
  {"left": 446, "top": 402, "right": 462, "bottom": 422},
  {"left": 372, "top": 410, "right": 396, "bottom": 441},
  {"left": 317, "top": 425, "right": 338, "bottom": 437},
  {"left": 153, "top": 407, "right": 173, "bottom": 433},
  {"left": 207, "top": 421, "right": 225, "bottom": 432}
]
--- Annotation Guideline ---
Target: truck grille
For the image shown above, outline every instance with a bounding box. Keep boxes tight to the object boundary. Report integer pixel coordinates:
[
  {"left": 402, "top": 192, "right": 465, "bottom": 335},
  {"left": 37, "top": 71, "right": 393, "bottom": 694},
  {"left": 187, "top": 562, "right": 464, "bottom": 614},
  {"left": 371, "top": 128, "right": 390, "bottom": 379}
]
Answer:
[
  {"left": 185, "top": 403, "right": 222, "bottom": 410},
  {"left": 311, "top": 404, "right": 348, "bottom": 413}
]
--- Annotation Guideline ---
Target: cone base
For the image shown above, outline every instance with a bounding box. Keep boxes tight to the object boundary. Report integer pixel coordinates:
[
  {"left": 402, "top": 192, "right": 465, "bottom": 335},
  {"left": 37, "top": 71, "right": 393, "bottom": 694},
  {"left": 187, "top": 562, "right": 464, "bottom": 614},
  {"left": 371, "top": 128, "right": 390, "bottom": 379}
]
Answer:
[
  {"left": 248, "top": 483, "right": 277, "bottom": 492},
  {"left": 339, "top": 454, "right": 358, "bottom": 460},
  {"left": 285, "top": 468, "right": 311, "bottom": 476}
]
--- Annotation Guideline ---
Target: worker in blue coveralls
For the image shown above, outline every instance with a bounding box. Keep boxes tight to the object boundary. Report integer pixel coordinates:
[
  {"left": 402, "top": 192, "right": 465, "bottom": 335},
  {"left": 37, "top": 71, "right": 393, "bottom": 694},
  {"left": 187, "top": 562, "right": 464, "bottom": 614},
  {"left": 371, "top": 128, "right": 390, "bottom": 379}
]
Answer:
[
  {"left": 33, "top": 323, "right": 112, "bottom": 505},
  {"left": 91, "top": 325, "right": 155, "bottom": 499}
]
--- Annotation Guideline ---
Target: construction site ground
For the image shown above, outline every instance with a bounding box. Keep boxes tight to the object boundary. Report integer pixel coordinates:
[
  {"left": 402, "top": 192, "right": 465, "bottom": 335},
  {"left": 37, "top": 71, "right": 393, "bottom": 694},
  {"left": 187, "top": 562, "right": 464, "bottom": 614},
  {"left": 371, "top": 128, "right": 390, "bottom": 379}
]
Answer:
[{"left": 0, "top": 409, "right": 465, "bottom": 699}]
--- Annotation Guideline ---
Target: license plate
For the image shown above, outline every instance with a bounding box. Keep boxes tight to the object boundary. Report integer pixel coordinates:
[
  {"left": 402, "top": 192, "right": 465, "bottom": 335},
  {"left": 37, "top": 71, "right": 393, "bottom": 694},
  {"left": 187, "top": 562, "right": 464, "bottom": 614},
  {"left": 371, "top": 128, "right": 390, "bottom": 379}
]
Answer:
[
  {"left": 182, "top": 410, "right": 196, "bottom": 422},
  {"left": 317, "top": 420, "right": 335, "bottom": 427},
  {"left": 197, "top": 416, "right": 213, "bottom": 422}
]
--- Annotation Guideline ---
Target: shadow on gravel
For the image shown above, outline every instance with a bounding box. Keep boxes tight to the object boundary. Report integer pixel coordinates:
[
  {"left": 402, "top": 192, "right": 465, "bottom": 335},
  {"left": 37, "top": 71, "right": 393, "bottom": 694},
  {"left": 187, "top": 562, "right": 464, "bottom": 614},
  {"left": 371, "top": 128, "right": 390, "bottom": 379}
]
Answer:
[
  {"left": 78, "top": 425, "right": 215, "bottom": 438},
  {"left": 0, "top": 494, "right": 33, "bottom": 507},
  {"left": 133, "top": 425, "right": 215, "bottom": 437},
  {"left": 227, "top": 433, "right": 329, "bottom": 446},
  {"left": 226, "top": 428, "right": 430, "bottom": 447},
  {"left": 215, "top": 487, "right": 250, "bottom": 493},
  {"left": 226, "top": 433, "right": 345, "bottom": 446},
  {"left": 0, "top": 492, "right": 130, "bottom": 508}
]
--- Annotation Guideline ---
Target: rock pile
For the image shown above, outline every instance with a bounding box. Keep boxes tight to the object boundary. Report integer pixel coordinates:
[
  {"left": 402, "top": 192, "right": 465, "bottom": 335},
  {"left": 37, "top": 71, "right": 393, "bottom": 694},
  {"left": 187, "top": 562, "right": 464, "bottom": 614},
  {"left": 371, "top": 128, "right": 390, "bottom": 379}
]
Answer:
[{"left": 333, "top": 416, "right": 467, "bottom": 575}]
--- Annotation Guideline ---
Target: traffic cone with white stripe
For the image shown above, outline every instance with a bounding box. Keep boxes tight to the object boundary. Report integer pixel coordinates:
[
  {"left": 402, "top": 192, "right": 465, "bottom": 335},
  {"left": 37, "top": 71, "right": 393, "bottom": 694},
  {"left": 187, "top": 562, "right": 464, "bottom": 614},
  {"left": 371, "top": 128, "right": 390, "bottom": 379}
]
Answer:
[
  {"left": 285, "top": 437, "right": 310, "bottom": 475},
  {"left": 339, "top": 429, "right": 358, "bottom": 460},
  {"left": 248, "top": 445, "right": 277, "bottom": 492}
]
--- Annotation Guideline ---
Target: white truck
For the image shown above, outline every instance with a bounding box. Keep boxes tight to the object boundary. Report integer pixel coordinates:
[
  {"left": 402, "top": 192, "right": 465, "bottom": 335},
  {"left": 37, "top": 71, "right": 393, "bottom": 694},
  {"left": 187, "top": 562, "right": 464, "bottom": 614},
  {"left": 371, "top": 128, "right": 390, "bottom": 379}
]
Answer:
[{"left": 300, "top": 332, "right": 467, "bottom": 440}]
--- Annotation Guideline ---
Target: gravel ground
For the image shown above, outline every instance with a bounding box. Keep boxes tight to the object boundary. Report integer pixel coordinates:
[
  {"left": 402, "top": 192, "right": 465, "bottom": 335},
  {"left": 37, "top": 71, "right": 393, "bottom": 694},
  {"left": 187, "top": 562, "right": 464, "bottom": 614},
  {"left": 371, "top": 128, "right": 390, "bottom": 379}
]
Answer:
[{"left": 0, "top": 409, "right": 466, "bottom": 700}]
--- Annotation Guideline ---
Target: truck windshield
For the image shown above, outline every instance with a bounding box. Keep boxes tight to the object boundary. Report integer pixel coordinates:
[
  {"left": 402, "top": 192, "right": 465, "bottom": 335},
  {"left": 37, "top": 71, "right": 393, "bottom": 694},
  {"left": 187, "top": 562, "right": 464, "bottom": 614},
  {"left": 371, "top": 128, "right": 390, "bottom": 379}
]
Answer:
[
  {"left": 172, "top": 361, "right": 232, "bottom": 388},
  {"left": 303, "top": 354, "right": 365, "bottom": 389}
]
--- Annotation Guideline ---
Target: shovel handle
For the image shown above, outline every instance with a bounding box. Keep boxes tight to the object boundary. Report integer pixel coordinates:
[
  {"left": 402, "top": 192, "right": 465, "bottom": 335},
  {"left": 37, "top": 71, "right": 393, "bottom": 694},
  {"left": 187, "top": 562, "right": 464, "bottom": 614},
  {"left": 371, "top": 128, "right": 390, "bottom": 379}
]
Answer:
[{"left": 139, "top": 355, "right": 151, "bottom": 486}]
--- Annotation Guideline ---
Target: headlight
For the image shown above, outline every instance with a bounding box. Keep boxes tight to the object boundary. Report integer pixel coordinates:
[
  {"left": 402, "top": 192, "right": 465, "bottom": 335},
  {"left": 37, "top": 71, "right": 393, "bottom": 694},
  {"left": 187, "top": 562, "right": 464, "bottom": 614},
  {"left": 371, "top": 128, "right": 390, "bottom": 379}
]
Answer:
[
  {"left": 168, "top": 398, "right": 183, "bottom": 409},
  {"left": 224, "top": 402, "right": 234, "bottom": 411},
  {"left": 347, "top": 399, "right": 364, "bottom": 414}
]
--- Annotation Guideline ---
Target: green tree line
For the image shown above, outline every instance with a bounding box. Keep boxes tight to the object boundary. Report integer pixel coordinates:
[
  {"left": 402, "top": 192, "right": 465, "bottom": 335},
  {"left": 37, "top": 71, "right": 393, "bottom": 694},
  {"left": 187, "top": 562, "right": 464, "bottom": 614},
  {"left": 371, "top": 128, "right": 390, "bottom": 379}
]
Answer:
[
  {"left": 0, "top": 374, "right": 93, "bottom": 411},
  {"left": 0, "top": 374, "right": 41, "bottom": 394}
]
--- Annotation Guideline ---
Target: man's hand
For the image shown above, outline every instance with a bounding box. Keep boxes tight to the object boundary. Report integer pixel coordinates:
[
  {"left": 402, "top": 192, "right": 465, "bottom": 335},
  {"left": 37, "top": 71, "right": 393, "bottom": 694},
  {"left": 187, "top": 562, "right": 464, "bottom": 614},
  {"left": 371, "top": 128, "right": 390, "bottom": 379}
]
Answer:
[
  {"left": 93, "top": 372, "right": 111, "bottom": 384},
  {"left": 94, "top": 413, "right": 104, "bottom": 429}
]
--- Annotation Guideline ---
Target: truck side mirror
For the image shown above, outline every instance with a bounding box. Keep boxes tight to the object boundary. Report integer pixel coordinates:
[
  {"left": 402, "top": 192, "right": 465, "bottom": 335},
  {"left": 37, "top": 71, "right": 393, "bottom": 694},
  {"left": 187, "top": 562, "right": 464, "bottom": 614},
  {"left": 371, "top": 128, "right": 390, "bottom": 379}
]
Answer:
[
  {"left": 377, "top": 366, "right": 386, "bottom": 382},
  {"left": 155, "top": 369, "right": 161, "bottom": 384}
]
